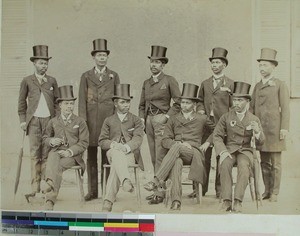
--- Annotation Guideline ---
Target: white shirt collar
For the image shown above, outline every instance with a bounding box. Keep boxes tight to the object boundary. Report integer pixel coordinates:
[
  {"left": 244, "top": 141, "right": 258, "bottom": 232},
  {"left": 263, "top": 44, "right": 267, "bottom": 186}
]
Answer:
[
  {"left": 213, "top": 73, "right": 224, "bottom": 79},
  {"left": 182, "top": 110, "right": 194, "bottom": 120},
  {"left": 61, "top": 113, "right": 72, "bottom": 121},
  {"left": 117, "top": 112, "right": 128, "bottom": 122},
  {"left": 35, "top": 72, "right": 47, "bottom": 82},
  {"left": 95, "top": 66, "right": 106, "bottom": 74},
  {"left": 261, "top": 74, "right": 274, "bottom": 84}
]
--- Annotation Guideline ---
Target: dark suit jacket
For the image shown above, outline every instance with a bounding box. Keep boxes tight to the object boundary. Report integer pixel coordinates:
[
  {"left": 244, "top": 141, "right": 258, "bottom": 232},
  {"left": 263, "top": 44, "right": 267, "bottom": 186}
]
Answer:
[
  {"left": 213, "top": 110, "right": 265, "bottom": 160},
  {"left": 98, "top": 112, "right": 144, "bottom": 170},
  {"left": 138, "top": 72, "right": 181, "bottom": 120},
  {"left": 197, "top": 75, "right": 234, "bottom": 124},
  {"left": 18, "top": 74, "right": 59, "bottom": 133},
  {"left": 250, "top": 78, "right": 290, "bottom": 152},
  {"left": 78, "top": 67, "right": 120, "bottom": 146},
  {"left": 162, "top": 111, "right": 214, "bottom": 183},
  {"left": 43, "top": 114, "right": 89, "bottom": 173}
]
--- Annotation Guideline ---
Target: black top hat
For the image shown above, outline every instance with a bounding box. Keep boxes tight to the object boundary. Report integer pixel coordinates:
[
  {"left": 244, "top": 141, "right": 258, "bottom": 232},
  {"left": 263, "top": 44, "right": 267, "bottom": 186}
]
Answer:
[
  {"left": 209, "top": 47, "right": 228, "bottom": 66},
  {"left": 148, "top": 45, "right": 169, "bottom": 64},
  {"left": 180, "top": 83, "right": 200, "bottom": 101},
  {"left": 232, "top": 82, "right": 251, "bottom": 100},
  {"left": 112, "top": 84, "right": 133, "bottom": 100},
  {"left": 91, "top": 39, "right": 110, "bottom": 56},
  {"left": 57, "top": 85, "right": 77, "bottom": 102},
  {"left": 30, "top": 45, "right": 52, "bottom": 62},
  {"left": 257, "top": 48, "right": 278, "bottom": 66}
]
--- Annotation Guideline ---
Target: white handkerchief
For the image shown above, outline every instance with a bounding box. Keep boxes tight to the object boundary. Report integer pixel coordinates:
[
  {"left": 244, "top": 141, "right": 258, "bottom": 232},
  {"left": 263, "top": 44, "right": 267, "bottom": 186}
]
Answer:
[
  {"left": 128, "top": 128, "right": 135, "bottom": 131},
  {"left": 246, "top": 125, "right": 252, "bottom": 130},
  {"left": 73, "top": 125, "right": 79, "bottom": 129},
  {"left": 50, "top": 87, "right": 53, "bottom": 90}
]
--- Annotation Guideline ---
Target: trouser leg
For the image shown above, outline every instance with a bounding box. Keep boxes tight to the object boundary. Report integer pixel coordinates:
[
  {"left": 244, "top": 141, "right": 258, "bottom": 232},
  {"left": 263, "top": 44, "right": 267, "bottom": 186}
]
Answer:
[
  {"left": 101, "top": 148, "right": 110, "bottom": 192},
  {"left": 145, "top": 116, "right": 156, "bottom": 170},
  {"left": 220, "top": 155, "right": 236, "bottom": 201},
  {"left": 260, "top": 152, "right": 272, "bottom": 195},
  {"left": 170, "top": 158, "right": 183, "bottom": 202},
  {"left": 86, "top": 146, "right": 98, "bottom": 196},
  {"left": 203, "top": 146, "right": 212, "bottom": 195},
  {"left": 270, "top": 152, "right": 282, "bottom": 195},
  {"left": 45, "top": 151, "right": 76, "bottom": 204},
  {"left": 234, "top": 153, "right": 251, "bottom": 201}
]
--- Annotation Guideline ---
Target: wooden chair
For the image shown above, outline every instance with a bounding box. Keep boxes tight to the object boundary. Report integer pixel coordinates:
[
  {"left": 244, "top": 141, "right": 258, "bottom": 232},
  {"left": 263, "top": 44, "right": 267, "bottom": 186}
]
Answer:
[
  {"left": 182, "top": 165, "right": 202, "bottom": 204},
  {"left": 68, "top": 166, "right": 85, "bottom": 202}
]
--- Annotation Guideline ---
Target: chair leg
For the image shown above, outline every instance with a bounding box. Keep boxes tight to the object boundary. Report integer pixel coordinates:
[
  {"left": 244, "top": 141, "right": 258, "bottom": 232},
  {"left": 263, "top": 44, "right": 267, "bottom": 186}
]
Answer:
[
  {"left": 194, "top": 182, "right": 200, "bottom": 204},
  {"left": 75, "top": 169, "right": 84, "bottom": 202},
  {"left": 102, "top": 167, "right": 107, "bottom": 199}
]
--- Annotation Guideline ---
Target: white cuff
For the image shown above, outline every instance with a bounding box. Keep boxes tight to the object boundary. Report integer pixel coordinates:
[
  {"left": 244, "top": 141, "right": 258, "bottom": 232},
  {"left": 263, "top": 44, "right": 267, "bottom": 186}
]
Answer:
[
  {"left": 110, "top": 141, "right": 117, "bottom": 149},
  {"left": 165, "top": 114, "right": 170, "bottom": 119},
  {"left": 123, "top": 144, "right": 131, "bottom": 154},
  {"left": 67, "top": 149, "right": 73, "bottom": 157},
  {"left": 254, "top": 131, "right": 261, "bottom": 139}
]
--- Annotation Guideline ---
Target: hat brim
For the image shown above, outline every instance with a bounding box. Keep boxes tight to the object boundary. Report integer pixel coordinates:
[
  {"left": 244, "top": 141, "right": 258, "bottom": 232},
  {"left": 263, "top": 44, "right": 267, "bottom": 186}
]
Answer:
[
  {"left": 91, "top": 50, "right": 110, "bottom": 56},
  {"left": 112, "top": 96, "right": 133, "bottom": 101},
  {"left": 148, "top": 56, "right": 169, "bottom": 64},
  {"left": 231, "top": 94, "right": 251, "bottom": 101},
  {"left": 56, "top": 97, "right": 77, "bottom": 102},
  {"left": 30, "top": 57, "right": 52, "bottom": 62},
  {"left": 257, "top": 59, "right": 278, "bottom": 66},
  {"left": 180, "top": 96, "right": 200, "bottom": 102},
  {"left": 209, "top": 57, "right": 228, "bottom": 66}
]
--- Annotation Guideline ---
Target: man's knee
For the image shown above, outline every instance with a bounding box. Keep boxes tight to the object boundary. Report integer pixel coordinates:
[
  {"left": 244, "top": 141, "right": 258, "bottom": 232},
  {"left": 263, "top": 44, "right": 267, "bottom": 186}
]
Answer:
[{"left": 220, "top": 157, "right": 233, "bottom": 171}]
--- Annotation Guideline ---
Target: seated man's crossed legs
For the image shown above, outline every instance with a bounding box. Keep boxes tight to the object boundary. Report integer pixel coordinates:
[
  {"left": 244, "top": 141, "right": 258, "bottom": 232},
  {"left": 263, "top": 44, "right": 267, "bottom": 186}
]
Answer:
[
  {"left": 144, "top": 143, "right": 194, "bottom": 209},
  {"left": 220, "top": 152, "right": 252, "bottom": 213},
  {"left": 42, "top": 150, "right": 77, "bottom": 210},
  {"left": 102, "top": 149, "right": 135, "bottom": 212}
]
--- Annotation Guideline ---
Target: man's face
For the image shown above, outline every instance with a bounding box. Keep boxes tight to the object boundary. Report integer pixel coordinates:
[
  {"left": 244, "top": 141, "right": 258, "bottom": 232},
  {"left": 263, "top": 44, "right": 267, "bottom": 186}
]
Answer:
[
  {"left": 181, "top": 98, "right": 196, "bottom": 113},
  {"left": 232, "top": 97, "right": 249, "bottom": 113},
  {"left": 33, "top": 59, "right": 48, "bottom": 75},
  {"left": 150, "top": 59, "right": 164, "bottom": 75},
  {"left": 59, "top": 100, "right": 75, "bottom": 116},
  {"left": 211, "top": 59, "right": 226, "bottom": 75},
  {"left": 259, "top": 61, "right": 275, "bottom": 78},
  {"left": 93, "top": 52, "right": 108, "bottom": 67},
  {"left": 114, "top": 98, "right": 131, "bottom": 114}
]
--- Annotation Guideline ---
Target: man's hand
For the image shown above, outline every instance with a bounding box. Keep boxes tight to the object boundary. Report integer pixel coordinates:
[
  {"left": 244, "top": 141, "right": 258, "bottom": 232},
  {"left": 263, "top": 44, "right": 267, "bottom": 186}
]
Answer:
[
  {"left": 198, "top": 110, "right": 205, "bottom": 115},
  {"left": 50, "top": 138, "right": 63, "bottom": 147},
  {"left": 181, "top": 142, "right": 192, "bottom": 149},
  {"left": 20, "top": 122, "right": 26, "bottom": 131},
  {"left": 112, "top": 143, "right": 127, "bottom": 153},
  {"left": 250, "top": 121, "right": 260, "bottom": 134},
  {"left": 199, "top": 142, "right": 210, "bottom": 153},
  {"left": 280, "top": 129, "right": 288, "bottom": 140},
  {"left": 57, "top": 150, "right": 72, "bottom": 158},
  {"left": 159, "top": 114, "right": 168, "bottom": 124},
  {"left": 219, "top": 150, "right": 232, "bottom": 166},
  {"left": 141, "top": 118, "right": 145, "bottom": 129}
]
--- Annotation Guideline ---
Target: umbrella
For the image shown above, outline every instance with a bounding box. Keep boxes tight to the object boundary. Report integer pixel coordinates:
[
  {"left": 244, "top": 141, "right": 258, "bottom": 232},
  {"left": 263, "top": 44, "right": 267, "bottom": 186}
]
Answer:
[{"left": 14, "top": 131, "right": 26, "bottom": 195}]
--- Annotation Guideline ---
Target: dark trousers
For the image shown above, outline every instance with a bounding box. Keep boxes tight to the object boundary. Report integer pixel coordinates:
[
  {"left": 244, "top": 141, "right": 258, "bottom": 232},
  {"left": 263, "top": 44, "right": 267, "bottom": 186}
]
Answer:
[{"left": 86, "top": 146, "right": 110, "bottom": 197}]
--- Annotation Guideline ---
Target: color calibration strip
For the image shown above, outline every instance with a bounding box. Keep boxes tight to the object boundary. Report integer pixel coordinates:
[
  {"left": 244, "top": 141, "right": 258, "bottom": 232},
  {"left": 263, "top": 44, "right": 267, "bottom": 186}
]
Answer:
[{"left": 1, "top": 211, "right": 155, "bottom": 235}]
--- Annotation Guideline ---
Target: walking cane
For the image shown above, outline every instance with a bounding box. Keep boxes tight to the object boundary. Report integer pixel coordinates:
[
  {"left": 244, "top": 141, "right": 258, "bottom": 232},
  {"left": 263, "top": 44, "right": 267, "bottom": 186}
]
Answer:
[{"left": 14, "top": 131, "right": 26, "bottom": 196}]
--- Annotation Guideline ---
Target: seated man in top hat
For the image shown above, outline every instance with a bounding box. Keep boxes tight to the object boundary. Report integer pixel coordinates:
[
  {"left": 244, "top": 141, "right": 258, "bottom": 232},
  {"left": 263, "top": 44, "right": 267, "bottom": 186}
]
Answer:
[
  {"left": 214, "top": 82, "right": 265, "bottom": 213},
  {"left": 144, "top": 83, "right": 214, "bottom": 210},
  {"left": 99, "top": 84, "right": 144, "bottom": 212},
  {"left": 42, "top": 85, "right": 89, "bottom": 210}
]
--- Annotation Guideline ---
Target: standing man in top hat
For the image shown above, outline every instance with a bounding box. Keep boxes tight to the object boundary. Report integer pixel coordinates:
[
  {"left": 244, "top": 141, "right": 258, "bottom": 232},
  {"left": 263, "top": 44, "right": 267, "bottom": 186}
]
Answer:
[
  {"left": 79, "top": 39, "right": 120, "bottom": 201},
  {"left": 196, "top": 47, "right": 234, "bottom": 198},
  {"left": 214, "top": 82, "right": 265, "bottom": 213},
  {"left": 18, "top": 45, "right": 59, "bottom": 202},
  {"left": 139, "top": 45, "right": 181, "bottom": 204},
  {"left": 250, "top": 48, "right": 290, "bottom": 202},
  {"left": 143, "top": 83, "right": 214, "bottom": 210},
  {"left": 42, "top": 85, "right": 89, "bottom": 210},
  {"left": 99, "top": 84, "right": 144, "bottom": 212}
]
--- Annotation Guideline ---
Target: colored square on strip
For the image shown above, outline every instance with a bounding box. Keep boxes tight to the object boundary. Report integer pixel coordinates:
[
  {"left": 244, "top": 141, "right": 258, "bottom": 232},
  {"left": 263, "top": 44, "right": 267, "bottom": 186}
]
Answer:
[
  {"left": 139, "top": 223, "right": 155, "bottom": 232},
  {"left": 2, "top": 211, "right": 16, "bottom": 220}
]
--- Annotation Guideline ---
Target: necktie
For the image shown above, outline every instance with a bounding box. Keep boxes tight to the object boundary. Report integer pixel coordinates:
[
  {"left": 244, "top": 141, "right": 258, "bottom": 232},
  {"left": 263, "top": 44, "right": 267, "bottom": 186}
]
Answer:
[{"left": 152, "top": 76, "right": 158, "bottom": 83}]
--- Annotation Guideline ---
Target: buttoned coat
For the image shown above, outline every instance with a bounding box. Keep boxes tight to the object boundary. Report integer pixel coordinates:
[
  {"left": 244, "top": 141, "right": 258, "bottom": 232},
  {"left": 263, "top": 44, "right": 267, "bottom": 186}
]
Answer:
[
  {"left": 138, "top": 72, "right": 181, "bottom": 120},
  {"left": 250, "top": 78, "right": 290, "bottom": 152},
  {"left": 78, "top": 68, "right": 120, "bottom": 146},
  {"left": 213, "top": 110, "right": 265, "bottom": 160},
  {"left": 197, "top": 76, "right": 234, "bottom": 124},
  {"left": 161, "top": 112, "right": 214, "bottom": 183},
  {"left": 43, "top": 114, "right": 89, "bottom": 174},
  {"left": 98, "top": 112, "right": 144, "bottom": 170},
  {"left": 18, "top": 74, "right": 59, "bottom": 134}
]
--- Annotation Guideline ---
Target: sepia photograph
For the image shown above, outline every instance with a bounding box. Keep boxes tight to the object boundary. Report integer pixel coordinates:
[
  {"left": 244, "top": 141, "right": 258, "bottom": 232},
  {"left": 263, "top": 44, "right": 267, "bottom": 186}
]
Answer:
[{"left": 1, "top": 0, "right": 300, "bottom": 226}]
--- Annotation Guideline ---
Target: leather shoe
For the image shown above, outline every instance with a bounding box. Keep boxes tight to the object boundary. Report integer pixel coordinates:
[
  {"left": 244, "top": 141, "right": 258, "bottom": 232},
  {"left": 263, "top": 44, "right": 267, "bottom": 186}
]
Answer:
[
  {"left": 25, "top": 192, "right": 36, "bottom": 203},
  {"left": 148, "top": 195, "right": 164, "bottom": 205},
  {"left": 233, "top": 199, "right": 242, "bottom": 213},
  {"left": 187, "top": 191, "right": 196, "bottom": 198},
  {"left": 84, "top": 193, "right": 97, "bottom": 201},
  {"left": 145, "top": 194, "right": 154, "bottom": 200},
  {"left": 41, "top": 180, "right": 53, "bottom": 194},
  {"left": 122, "top": 179, "right": 134, "bottom": 193},
  {"left": 220, "top": 200, "right": 232, "bottom": 212},
  {"left": 170, "top": 200, "right": 181, "bottom": 210},
  {"left": 102, "top": 200, "right": 113, "bottom": 212},
  {"left": 269, "top": 194, "right": 278, "bottom": 202},
  {"left": 144, "top": 181, "right": 157, "bottom": 192},
  {"left": 262, "top": 192, "right": 270, "bottom": 200},
  {"left": 44, "top": 200, "right": 54, "bottom": 211}
]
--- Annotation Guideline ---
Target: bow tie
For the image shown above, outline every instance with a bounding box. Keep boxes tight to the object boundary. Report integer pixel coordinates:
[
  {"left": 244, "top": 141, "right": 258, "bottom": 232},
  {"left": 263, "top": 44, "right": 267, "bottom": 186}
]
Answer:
[{"left": 62, "top": 118, "right": 72, "bottom": 124}]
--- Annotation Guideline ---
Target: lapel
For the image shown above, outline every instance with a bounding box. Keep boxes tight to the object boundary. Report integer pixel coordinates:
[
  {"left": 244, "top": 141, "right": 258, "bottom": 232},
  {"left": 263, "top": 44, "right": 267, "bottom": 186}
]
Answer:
[
  {"left": 206, "top": 76, "right": 214, "bottom": 93},
  {"left": 259, "top": 77, "right": 276, "bottom": 90},
  {"left": 176, "top": 111, "right": 196, "bottom": 126},
  {"left": 241, "top": 111, "right": 251, "bottom": 128},
  {"left": 87, "top": 68, "right": 102, "bottom": 86},
  {"left": 212, "top": 75, "right": 225, "bottom": 94},
  {"left": 31, "top": 74, "right": 43, "bottom": 89}
]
